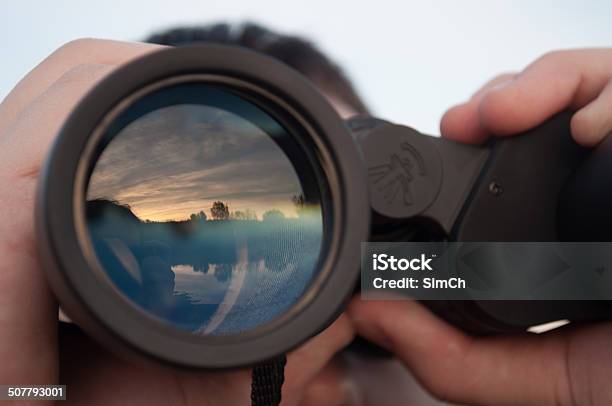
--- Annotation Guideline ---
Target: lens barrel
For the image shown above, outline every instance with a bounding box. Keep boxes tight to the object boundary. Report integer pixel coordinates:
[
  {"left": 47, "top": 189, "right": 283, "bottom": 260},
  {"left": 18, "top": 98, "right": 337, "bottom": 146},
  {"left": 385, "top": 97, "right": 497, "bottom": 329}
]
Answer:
[{"left": 36, "top": 45, "right": 370, "bottom": 369}]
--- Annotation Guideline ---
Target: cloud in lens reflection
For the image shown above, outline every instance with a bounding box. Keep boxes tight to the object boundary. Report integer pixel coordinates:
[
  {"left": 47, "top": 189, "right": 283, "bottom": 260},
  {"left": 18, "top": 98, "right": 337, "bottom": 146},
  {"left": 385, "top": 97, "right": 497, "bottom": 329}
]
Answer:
[{"left": 88, "top": 104, "right": 302, "bottom": 221}]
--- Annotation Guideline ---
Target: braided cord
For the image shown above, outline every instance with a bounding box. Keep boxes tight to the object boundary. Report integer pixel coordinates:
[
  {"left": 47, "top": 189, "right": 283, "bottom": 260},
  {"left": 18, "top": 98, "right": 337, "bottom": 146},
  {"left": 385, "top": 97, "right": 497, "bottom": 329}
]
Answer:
[{"left": 251, "top": 355, "right": 287, "bottom": 406}]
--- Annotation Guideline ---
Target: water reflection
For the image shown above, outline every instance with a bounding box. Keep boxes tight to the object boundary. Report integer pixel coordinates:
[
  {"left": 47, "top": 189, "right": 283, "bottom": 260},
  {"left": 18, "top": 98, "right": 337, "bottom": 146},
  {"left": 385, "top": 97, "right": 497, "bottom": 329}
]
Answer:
[{"left": 87, "top": 198, "right": 322, "bottom": 334}]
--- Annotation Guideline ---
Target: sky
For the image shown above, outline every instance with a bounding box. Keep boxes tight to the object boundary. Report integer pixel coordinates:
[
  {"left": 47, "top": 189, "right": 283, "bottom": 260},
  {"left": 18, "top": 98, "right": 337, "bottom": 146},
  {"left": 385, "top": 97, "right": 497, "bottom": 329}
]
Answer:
[
  {"left": 2, "top": 0, "right": 611, "bottom": 135},
  {"left": 87, "top": 104, "right": 304, "bottom": 221}
]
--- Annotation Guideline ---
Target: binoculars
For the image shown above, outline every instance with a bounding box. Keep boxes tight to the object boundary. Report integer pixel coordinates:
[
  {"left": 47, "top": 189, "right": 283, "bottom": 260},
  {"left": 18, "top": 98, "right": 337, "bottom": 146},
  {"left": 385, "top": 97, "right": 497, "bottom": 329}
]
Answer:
[{"left": 37, "top": 45, "right": 612, "bottom": 370}]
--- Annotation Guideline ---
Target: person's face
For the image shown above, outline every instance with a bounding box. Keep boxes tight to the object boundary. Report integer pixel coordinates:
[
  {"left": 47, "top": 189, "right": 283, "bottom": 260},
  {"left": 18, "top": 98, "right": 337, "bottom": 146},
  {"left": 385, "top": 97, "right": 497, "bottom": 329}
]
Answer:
[{"left": 320, "top": 91, "right": 359, "bottom": 119}]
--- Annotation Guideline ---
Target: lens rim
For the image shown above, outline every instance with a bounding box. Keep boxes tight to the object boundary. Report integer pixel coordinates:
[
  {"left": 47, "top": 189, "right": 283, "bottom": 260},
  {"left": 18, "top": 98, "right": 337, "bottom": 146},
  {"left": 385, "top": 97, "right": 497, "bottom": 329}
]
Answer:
[
  {"left": 37, "top": 45, "right": 370, "bottom": 369},
  {"left": 79, "top": 75, "right": 334, "bottom": 340}
]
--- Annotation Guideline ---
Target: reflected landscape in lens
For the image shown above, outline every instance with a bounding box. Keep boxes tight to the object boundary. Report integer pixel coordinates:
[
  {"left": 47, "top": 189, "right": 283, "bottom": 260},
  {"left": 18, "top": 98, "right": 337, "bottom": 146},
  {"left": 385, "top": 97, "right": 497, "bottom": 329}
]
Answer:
[{"left": 85, "top": 95, "right": 323, "bottom": 335}]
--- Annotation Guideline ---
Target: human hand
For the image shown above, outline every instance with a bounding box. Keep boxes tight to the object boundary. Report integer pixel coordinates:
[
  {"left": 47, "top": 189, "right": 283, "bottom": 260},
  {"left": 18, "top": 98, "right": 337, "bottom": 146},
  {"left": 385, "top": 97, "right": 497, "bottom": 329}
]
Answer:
[
  {"left": 349, "top": 298, "right": 612, "bottom": 406},
  {"left": 440, "top": 48, "right": 612, "bottom": 146},
  {"left": 0, "top": 38, "right": 360, "bottom": 406},
  {"left": 349, "top": 49, "right": 612, "bottom": 406}
]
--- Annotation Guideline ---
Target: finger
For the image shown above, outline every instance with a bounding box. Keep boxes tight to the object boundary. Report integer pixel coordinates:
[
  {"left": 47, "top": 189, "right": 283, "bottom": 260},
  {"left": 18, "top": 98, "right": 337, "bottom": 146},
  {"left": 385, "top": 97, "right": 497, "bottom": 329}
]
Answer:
[
  {"left": 441, "top": 73, "right": 516, "bottom": 144},
  {"left": 283, "top": 314, "right": 355, "bottom": 404},
  {"left": 0, "top": 39, "right": 162, "bottom": 134},
  {"left": 348, "top": 298, "right": 571, "bottom": 406},
  {"left": 59, "top": 323, "right": 253, "bottom": 406},
  {"left": 0, "top": 64, "right": 114, "bottom": 388},
  {"left": 0, "top": 234, "right": 58, "bottom": 388},
  {"left": 477, "top": 49, "right": 612, "bottom": 137},
  {"left": 571, "top": 78, "right": 612, "bottom": 146},
  {"left": 0, "top": 182, "right": 58, "bottom": 388},
  {"left": 299, "top": 358, "right": 362, "bottom": 406},
  {"left": 0, "top": 63, "right": 115, "bottom": 178}
]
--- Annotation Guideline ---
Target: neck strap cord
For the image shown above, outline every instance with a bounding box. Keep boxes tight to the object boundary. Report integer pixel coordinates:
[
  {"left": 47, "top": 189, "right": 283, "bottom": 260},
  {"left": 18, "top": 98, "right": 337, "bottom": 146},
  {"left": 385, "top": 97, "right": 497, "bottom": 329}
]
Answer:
[{"left": 250, "top": 354, "right": 287, "bottom": 406}]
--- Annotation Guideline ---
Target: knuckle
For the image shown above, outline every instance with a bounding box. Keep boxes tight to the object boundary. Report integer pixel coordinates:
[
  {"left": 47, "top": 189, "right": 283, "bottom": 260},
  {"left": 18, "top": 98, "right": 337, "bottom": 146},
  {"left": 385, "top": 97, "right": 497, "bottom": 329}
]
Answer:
[
  {"left": 480, "top": 84, "right": 514, "bottom": 119},
  {"left": 489, "top": 72, "right": 515, "bottom": 84},
  {"left": 532, "top": 49, "right": 575, "bottom": 70},
  {"left": 50, "top": 38, "right": 100, "bottom": 61},
  {"left": 538, "top": 49, "right": 565, "bottom": 63}
]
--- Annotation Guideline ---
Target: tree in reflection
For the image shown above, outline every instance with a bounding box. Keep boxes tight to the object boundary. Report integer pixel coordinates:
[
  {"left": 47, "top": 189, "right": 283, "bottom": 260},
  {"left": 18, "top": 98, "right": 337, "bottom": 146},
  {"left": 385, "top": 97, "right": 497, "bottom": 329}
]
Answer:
[
  {"left": 262, "top": 209, "right": 285, "bottom": 222},
  {"left": 231, "top": 209, "right": 257, "bottom": 220},
  {"left": 189, "top": 210, "right": 207, "bottom": 222},
  {"left": 292, "top": 194, "right": 305, "bottom": 212},
  {"left": 292, "top": 193, "right": 318, "bottom": 218},
  {"left": 211, "top": 201, "right": 230, "bottom": 220},
  {"left": 214, "top": 263, "right": 232, "bottom": 283}
]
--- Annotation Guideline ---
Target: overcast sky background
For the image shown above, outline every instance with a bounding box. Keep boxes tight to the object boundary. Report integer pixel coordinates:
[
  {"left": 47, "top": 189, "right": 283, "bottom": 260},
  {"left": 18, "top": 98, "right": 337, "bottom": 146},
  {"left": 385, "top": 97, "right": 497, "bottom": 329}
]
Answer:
[{"left": 2, "top": 0, "right": 611, "bottom": 134}]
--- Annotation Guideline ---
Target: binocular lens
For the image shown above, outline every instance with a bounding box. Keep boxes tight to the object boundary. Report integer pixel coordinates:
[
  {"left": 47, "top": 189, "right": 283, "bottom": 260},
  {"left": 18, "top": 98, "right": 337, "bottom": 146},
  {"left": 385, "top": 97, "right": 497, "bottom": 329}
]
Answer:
[
  {"left": 83, "top": 82, "right": 325, "bottom": 335},
  {"left": 38, "top": 46, "right": 368, "bottom": 367}
]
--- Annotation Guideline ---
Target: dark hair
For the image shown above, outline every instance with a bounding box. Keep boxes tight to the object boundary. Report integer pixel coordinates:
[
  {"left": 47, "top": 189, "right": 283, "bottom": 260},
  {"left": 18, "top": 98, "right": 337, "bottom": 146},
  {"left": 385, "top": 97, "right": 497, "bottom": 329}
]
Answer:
[{"left": 145, "top": 22, "right": 369, "bottom": 115}]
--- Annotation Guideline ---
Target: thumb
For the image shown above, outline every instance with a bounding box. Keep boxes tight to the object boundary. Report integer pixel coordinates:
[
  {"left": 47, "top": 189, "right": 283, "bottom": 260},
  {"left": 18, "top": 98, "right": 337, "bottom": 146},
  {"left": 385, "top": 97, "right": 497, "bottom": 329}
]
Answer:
[{"left": 347, "top": 298, "right": 571, "bottom": 406}]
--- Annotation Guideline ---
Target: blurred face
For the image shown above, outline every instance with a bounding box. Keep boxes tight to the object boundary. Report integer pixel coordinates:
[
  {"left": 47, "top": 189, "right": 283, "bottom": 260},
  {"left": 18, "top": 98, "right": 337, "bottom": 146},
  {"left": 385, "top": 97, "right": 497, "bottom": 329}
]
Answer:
[{"left": 321, "top": 91, "right": 359, "bottom": 119}]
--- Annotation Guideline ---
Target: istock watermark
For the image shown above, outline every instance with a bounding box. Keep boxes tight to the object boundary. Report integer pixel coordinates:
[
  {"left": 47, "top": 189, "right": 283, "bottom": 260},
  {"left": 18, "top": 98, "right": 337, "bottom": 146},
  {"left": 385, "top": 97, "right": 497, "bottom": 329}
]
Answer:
[
  {"left": 372, "top": 253, "right": 435, "bottom": 271},
  {"left": 361, "top": 242, "right": 612, "bottom": 300}
]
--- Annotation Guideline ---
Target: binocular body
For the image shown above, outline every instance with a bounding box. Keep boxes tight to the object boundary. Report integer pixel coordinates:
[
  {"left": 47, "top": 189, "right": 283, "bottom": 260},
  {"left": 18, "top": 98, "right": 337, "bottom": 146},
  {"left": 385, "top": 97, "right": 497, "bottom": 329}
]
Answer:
[
  {"left": 36, "top": 45, "right": 611, "bottom": 369},
  {"left": 351, "top": 112, "right": 612, "bottom": 334}
]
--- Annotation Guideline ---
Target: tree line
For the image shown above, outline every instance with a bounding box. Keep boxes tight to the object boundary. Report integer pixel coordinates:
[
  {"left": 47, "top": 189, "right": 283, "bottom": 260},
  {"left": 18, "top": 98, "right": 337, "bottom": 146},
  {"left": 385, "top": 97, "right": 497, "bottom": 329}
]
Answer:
[{"left": 185, "top": 194, "right": 311, "bottom": 223}]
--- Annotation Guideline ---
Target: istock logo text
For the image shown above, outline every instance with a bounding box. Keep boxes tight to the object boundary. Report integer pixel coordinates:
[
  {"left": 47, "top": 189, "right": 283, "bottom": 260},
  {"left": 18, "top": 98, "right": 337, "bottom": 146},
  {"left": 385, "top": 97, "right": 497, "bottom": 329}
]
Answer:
[{"left": 372, "top": 253, "right": 435, "bottom": 271}]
